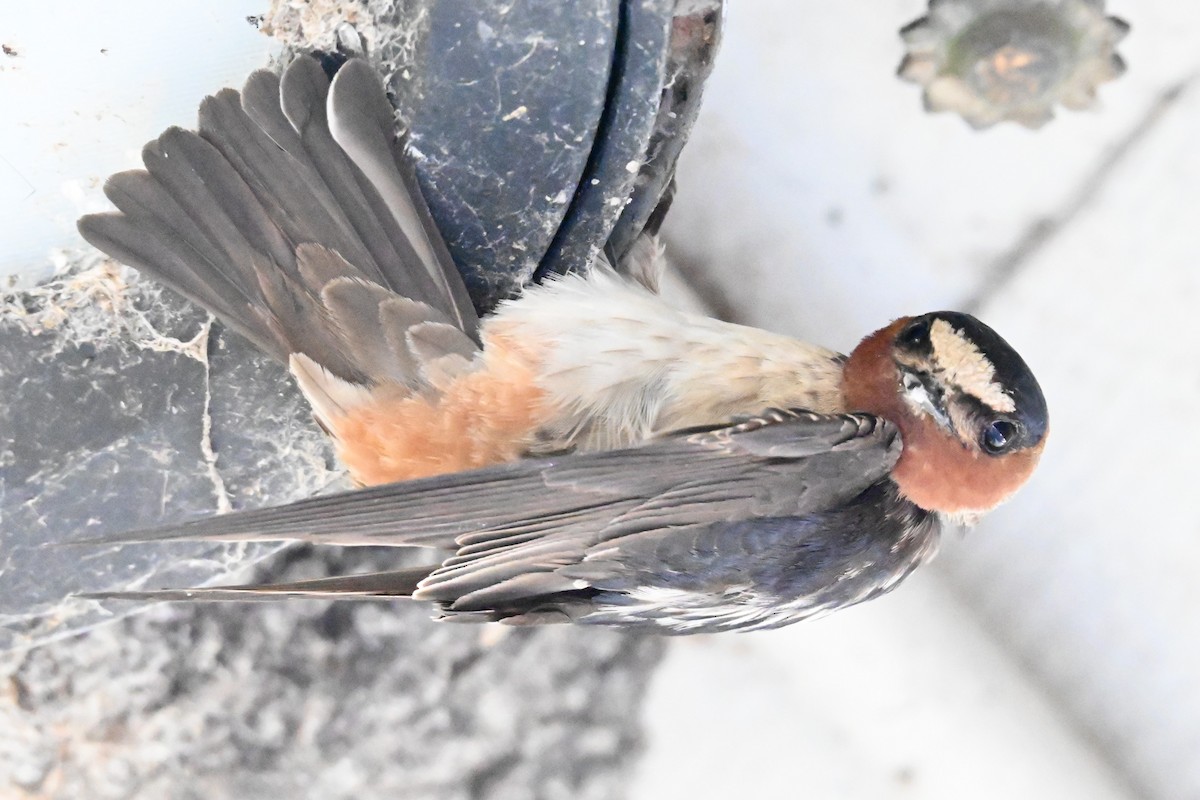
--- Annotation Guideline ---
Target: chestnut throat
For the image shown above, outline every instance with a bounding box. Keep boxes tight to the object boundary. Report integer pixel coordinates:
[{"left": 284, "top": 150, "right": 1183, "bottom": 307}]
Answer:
[{"left": 842, "top": 320, "right": 1043, "bottom": 515}]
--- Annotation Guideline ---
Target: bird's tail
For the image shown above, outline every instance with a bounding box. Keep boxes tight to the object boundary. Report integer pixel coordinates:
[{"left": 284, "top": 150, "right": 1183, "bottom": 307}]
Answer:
[{"left": 77, "top": 57, "right": 482, "bottom": 435}]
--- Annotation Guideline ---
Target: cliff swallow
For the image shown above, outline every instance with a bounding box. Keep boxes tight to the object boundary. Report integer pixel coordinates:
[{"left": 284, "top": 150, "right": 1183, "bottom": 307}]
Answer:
[{"left": 74, "top": 58, "right": 1048, "bottom": 633}]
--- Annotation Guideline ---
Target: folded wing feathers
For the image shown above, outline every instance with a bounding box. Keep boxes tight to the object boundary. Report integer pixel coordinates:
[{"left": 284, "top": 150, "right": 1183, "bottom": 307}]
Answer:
[
  {"left": 82, "top": 566, "right": 435, "bottom": 602},
  {"left": 74, "top": 413, "right": 897, "bottom": 553}
]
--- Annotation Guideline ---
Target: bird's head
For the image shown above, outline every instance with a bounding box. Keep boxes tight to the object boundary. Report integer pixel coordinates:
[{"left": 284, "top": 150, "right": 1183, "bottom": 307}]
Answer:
[{"left": 843, "top": 312, "right": 1048, "bottom": 516}]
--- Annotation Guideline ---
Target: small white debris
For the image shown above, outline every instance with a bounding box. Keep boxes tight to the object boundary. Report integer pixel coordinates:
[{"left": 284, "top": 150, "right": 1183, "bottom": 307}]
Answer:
[{"left": 502, "top": 105, "right": 529, "bottom": 122}]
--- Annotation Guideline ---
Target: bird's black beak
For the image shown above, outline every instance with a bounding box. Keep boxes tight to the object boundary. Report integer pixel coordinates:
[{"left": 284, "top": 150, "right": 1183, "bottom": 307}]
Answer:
[{"left": 898, "top": 366, "right": 953, "bottom": 433}]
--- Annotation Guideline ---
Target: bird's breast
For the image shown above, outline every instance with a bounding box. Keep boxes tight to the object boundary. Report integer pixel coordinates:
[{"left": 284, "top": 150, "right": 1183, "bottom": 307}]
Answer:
[
  {"left": 330, "top": 270, "right": 851, "bottom": 483},
  {"left": 489, "top": 270, "right": 849, "bottom": 450}
]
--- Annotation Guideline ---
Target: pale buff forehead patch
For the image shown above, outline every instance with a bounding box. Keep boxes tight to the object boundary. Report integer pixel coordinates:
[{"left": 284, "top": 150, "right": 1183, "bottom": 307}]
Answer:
[{"left": 928, "top": 319, "right": 1016, "bottom": 413}]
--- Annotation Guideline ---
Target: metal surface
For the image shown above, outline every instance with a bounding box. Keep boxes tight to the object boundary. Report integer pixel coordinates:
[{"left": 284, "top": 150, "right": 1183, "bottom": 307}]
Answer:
[{"left": 373, "top": 0, "right": 723, "bottom": 308}]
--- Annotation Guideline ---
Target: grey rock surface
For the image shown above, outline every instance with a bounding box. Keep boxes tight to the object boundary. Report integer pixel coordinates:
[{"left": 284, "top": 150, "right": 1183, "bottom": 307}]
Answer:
[
  {"left": 1, "top": 546, "right": 663, "bottom": 799},
  {"left": 0, "top": 261, "right": 335, "bottom": 649}
]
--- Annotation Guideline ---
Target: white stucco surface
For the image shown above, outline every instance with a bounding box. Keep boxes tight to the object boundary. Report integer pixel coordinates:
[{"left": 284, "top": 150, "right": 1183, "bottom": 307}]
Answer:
[{"left": 0, "top": 1, "right": 275, "bottom": 283}]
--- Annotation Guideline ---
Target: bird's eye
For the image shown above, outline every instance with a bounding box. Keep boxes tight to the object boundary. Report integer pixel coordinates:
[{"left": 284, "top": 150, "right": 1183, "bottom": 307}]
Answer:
[
  {"left": 980, "top": 419, "right": 1019, "bottom": 454},
  {"left": 898, "top": 318, "right": 930, "bottom": 349}
]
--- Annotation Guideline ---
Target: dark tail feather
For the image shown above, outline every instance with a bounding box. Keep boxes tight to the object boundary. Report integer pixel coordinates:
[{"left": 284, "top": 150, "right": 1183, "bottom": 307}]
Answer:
[
  {"left": 76, "top": 207, "right": 288, "bottom": 361},
  {"left": 199, "top": 86, "right": 381, "bottom": 284},
  {"left": 278, "top": 59, "right": 449, "bottom": 316},
  {"left": 79, "top": 566, "right": 433, "bottom": 603},
  {"left": 326, "top": 60, "right": 479, "bottom": 339},
  {"left": 77, "top": 56, "right": 481, "bottom": 383}
]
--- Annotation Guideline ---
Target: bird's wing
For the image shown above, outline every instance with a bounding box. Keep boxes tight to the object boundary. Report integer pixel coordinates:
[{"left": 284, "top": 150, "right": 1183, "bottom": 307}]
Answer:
[
  {"left": 78, "top": 57, "right": 479, "bottom": 386},
  {"left": 79, "top": 567, "right": 433, "bottom": 603},
  {"left": 72, "top": 410, "right": 900, "bottom": 602}
]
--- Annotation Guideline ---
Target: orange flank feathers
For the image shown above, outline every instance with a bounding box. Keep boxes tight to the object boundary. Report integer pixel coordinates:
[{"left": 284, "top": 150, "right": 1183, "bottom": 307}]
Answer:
[{"left": 331, "top": 333, "right": 549, "bottom": 486}]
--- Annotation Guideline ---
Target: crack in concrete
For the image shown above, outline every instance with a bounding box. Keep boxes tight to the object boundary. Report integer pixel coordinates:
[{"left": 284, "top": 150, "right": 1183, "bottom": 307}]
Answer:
[
  {"left": 195, "top": 319, "right": 232, "bottom": 514},
  {"left": 964, "top": 73, "right": 1198, "bottom": 315},
  {"left": 3, "top": 257, "right": 232, "bottom": 514}
]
